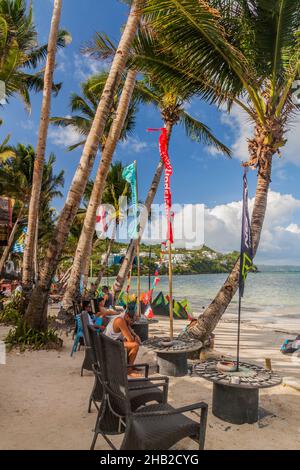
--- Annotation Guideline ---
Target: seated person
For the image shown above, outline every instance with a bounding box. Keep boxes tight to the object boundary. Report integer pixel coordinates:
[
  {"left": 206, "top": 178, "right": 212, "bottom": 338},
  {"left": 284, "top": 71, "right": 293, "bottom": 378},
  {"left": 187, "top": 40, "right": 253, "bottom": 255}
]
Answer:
[
  {"left": 104, "top": 305, "right": 142, "bottom": 377},
  {"left": 95, "top": 295, "right": 122, "bottom": 329},
  {"left": 102, "top": 285, "right": 113, "bottom": 308},
  {"left": 100, "top": 286, "right": 123, "bottom": 312}
]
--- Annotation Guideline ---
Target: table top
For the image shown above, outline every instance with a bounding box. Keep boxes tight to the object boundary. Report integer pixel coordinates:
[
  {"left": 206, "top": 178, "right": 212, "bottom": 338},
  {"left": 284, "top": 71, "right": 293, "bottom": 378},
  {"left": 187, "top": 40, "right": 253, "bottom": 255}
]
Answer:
[
  {"left": 143, "top": 337, "right": 203, "bottom": 354},
  {"left": 133, "top": 318, "right": 159, "bottom": 325},
  {"left": 193, "top": 360, "right": 282, "bottom": 390},
  {"left": 105, "top": 315, "right": 158, "bottom": 325}
]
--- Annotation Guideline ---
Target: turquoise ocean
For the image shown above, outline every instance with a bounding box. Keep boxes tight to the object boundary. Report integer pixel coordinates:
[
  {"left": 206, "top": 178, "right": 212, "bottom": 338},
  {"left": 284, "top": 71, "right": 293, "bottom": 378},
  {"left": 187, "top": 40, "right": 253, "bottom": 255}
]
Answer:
[{"left": 101, "top": 267, "right": 300, "bottom": 329}]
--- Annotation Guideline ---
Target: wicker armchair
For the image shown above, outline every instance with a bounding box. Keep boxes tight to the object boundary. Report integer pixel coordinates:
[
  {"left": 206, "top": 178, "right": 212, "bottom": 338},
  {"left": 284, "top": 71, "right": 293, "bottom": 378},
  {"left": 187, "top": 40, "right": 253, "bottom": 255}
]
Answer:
[
  {"left": 90, "top": 332, "right": 208, "bottom": 450},
  {"left": 88, "top": 327, "right": 170, "bottom": 448}
]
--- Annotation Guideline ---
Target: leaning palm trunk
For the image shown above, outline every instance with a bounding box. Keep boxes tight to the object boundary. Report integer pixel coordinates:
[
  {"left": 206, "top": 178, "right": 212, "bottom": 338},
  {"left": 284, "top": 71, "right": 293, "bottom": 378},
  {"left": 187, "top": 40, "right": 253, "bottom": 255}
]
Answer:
[
  {"left": 24, "top": 1, "right": 145, "bottom": 331},
  {"left": 113, "top": 122, "right": 173, "bottom": 296},
  {"left": 188, "top": 136, "right": 275, "bottom": 342},
  {"left": 22, "top": 0, "right": 63, "bottom": 289},
  {"left": 94, "top": 237, "right": 115, "bottom": 291},
  {"left": 62, "top": 69, "right": 138, "bottom": 310},
  {"left": 82, "top": 236, "right": 94, "bottom": 292},
  {"left": 0, "top": 207, "right": 23, "bottom": 274},
  {"left": 112, "top": 161, "right": 163, "bottom": 295}
]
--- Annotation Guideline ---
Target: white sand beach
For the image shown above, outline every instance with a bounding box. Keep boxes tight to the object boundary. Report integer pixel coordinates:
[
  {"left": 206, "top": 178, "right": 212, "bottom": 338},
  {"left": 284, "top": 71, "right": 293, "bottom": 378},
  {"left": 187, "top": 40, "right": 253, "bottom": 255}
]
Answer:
[{"left": 1, "top": 313, "right": 300, "bottom": 451}]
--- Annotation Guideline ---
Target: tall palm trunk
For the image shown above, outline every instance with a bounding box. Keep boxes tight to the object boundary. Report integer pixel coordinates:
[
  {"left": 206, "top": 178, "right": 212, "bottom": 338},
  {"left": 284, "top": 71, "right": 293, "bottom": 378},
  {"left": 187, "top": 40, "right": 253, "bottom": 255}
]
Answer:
[
  {"left": 188, "top": 143, "right": 274, "bottom": 341},
  {"left": 82, "top": 236, "right": 94, "bottom": 292},
  {"left": 95, "top": 237, "right": 115, "bottom": 291},
  {"left": 0, "top": 207, "right": 23, "bottom": 274},
  {"left": 113, "top": 122, "right": 173, "bottom": 296},
  {"left": 22, "top": 0, "right": 63, "bottom": 290},
  {"left": 24, "top": 1, "right": 145, "bottom": 331},
  {"left": 62, "top": 69, "right": 138, "bottom": 310}
]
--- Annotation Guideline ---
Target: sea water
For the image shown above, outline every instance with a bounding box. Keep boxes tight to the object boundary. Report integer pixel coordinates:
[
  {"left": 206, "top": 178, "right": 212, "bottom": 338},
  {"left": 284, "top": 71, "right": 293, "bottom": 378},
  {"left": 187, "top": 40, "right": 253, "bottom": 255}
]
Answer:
[{"left": 100, "top": 267, "right": 300, "bottom": 329}]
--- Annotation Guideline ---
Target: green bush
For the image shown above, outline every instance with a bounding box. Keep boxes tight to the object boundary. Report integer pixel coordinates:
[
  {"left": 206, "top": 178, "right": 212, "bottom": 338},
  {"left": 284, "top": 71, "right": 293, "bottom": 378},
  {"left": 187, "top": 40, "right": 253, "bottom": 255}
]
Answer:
[
  {"left": 5, "top": 320, "right": 63, "bottom": 352},
  {"left": 0, "top": 304, "right": 21, "bottom": 325}
]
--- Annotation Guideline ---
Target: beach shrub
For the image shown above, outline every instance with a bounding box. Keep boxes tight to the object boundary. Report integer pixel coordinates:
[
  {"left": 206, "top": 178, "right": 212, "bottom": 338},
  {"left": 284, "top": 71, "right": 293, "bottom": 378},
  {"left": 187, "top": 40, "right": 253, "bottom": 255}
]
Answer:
[
  {"left": 0, "top": 292, "right": 28, "bottom": 325},
  {"left": 5, "top": 320, "right": 63, "bottom": 352},
  {"left": 0, "top": 304, "right": 21, "bottom": 325}
]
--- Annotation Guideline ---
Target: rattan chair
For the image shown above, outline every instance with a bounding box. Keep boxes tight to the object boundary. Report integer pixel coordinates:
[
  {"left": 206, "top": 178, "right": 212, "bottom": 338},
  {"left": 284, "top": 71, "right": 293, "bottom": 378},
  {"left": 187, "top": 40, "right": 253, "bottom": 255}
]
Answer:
[
  {"left": 90, "top": 332, "right": 208, "bottom": 450},
  {"left": 89, "top": 327, "right": 170, "bottom": 449},
  {"left": 80, "top": 312, "right": 97, "bottom": 377}
]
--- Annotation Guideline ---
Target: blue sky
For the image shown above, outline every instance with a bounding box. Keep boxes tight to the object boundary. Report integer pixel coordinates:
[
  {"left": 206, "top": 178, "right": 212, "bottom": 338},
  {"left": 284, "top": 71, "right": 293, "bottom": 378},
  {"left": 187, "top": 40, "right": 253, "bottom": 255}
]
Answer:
[{"left": 2, "top": 0, "right": 300, "bottom": 264}]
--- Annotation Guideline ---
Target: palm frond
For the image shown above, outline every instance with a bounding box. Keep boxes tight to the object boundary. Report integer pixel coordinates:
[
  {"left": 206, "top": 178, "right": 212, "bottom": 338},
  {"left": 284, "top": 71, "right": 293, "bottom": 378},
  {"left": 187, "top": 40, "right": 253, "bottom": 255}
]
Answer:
[{"left": 179, "top": 110, "right": 231, "bottom": 156}]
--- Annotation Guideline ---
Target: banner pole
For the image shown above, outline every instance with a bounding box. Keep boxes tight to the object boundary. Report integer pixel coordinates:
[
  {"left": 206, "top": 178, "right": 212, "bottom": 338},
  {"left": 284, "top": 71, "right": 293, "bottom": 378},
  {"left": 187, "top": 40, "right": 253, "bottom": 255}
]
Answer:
[
  {"left": 127, "top": 268, "right": 132, "bottom": 305},
  {"left": 168, "top": 240, "right": 174, "bottom": 340},
  {"left": 137, "top": 242, "right": 141, "bottom": 318},
  {"left": 148, "top": 245, "right": 152, "bottom": 292},
  {"left": 134, "top": 160, "right": 141, "bottom": 319},
  {"left": 236, "top": 293, "right": 242, "bottom": 371}
]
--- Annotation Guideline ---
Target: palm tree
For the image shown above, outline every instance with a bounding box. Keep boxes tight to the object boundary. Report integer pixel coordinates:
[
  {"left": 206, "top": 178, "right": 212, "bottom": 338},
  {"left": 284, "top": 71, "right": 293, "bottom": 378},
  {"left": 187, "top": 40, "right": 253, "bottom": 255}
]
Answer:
[
  {"left": 83, "top": 162, "right": 132, "bottom": 294},
  {"left": 81, "top": 28, "right": 230, "bottom": 296},
  {"left": 51, "top": 72, "right": 137, "bottom": 152},
  {"left": 0, "top": 0, "right": 69, "bottom": 110},
  {"left": 0, "top": 145, "right": 64, "bottom": 274},
  {"left": 22, "top": 0, "right": 64, "bottom": 290},
  {"left": 110, "top": 30, "right": 231, "bottom": 295},
  {"left": 50, "top": 70, "right": 137, "bottom": 309},
  {"left": 94, "top": 162, "right": 132, "bottom": 289},
  {"left": 142, "top": 0, "right": 300, "bottom": 341},
  {"left": 0, "top": 133, "right": 15, "bottom": 161},
  {"left": 61, "top": 69, "right": 139, "bottom": 310},
  {"left": 24, "top": 0, "right": 146, "bottom": 332}
]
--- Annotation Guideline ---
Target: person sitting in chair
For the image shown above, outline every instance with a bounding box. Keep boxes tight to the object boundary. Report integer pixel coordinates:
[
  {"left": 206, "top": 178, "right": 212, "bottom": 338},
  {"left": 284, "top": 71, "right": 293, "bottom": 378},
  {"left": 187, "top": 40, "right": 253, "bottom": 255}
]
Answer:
[
  {"left": 101, "top": 285, "right": 113, "bottom": 308},
  {"left": 104, "top": 304, "right": 142, "bottom": 377}
]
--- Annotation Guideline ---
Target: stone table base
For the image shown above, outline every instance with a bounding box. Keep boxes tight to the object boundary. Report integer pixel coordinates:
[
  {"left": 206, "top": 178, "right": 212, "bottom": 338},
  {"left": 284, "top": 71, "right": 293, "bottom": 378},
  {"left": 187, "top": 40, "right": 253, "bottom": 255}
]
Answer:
[
  {"left": 194, "top": 360, "right": 282, "bottom": 425},
  {"left": 213, "top": 383, "right": 259, "bottom": 424},
  {"left": 143, "top": 337, "right": 203, "bottom": 377},
  {"left": 157, "top": 351, "right": 189, "bottom": 377}
]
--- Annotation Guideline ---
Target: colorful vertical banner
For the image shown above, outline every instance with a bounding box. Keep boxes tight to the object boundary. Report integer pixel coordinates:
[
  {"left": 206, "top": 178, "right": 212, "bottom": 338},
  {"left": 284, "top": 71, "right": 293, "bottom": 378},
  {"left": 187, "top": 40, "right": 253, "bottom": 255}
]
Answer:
[
  {"left": 0, "top": 197, "right": 11, "bottom": 246},
  {"left": 13, "top": 227, "right": 27, "bottom": 254},
  {"left": 239, "top": 169, "right": 253, "bottom": 297},
  {"left": 122, "top": 161, "right": 138, "bottom": 239},
  {"left": 95, "top": 206, "right": 108, "bottom": 238},
  {"left": 148, "top": 128, "right": 174, "bottom": 243}
]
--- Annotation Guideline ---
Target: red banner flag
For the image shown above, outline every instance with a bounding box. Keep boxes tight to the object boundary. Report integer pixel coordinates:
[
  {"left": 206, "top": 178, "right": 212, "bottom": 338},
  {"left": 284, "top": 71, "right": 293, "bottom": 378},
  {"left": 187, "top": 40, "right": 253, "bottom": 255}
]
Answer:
[{"left": 148, "top": 128, "right": 174, "bottom": 244}]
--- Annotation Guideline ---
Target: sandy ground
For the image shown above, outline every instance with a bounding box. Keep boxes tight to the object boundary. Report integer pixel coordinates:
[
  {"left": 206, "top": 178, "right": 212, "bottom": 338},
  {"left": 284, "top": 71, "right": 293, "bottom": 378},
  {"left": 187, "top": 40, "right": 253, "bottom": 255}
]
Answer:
[{"left": 0, "top": 314, "right": 300, "bottom": 450}]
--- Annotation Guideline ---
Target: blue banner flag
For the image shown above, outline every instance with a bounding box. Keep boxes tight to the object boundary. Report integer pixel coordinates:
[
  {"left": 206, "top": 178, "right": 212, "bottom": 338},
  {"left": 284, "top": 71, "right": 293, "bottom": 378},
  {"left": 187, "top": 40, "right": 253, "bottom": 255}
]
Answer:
[
  {"left": 122, "top": 162, "right": 138, "bottom": 239},
  {"left": 239, "top": 170, "right": 253, "bottom": 297}
]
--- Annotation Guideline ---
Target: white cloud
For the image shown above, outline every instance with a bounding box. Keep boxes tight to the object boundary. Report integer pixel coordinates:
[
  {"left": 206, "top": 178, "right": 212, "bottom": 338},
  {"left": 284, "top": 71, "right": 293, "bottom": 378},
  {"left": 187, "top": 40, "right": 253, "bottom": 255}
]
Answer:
[
  {"left": 48, "top": 124, "right": 82, "bottom": 148},
  {"left": 218, "top": 104, "right": 300, "bottom": 166},
  {"left": 120, "top": 136, "right": 148, "bottom": 154},
  {"left": 20, "top": 120, "right": 35, "bottom": 131},
  {"left": 73, "top": 53, "right": 110, "bottom": 81},
  {"left": 56, "top": 49, "right": 67, "bottom": 73},
  {"left": 285, "top": 223, "right": 300, "bottom": 235},
  {"left": 205, "top": 190, "right": 300, "bottom": 264}
]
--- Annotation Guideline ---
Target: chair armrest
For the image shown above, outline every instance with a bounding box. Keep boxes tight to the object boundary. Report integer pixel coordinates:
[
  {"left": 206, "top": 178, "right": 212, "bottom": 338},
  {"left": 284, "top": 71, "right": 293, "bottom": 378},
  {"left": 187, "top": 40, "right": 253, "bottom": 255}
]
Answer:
[
  {"left": 129, "top": 381, "right": 169, "bottom": 392},
  {"left": 142, "top": 376, "right": 169, "bottom": 384},
  {"left": 133, "top": 402, "right": 208, "bottom": 417},
  {"left": 126, "top": 363, "right": 149, "bottom": 378}
]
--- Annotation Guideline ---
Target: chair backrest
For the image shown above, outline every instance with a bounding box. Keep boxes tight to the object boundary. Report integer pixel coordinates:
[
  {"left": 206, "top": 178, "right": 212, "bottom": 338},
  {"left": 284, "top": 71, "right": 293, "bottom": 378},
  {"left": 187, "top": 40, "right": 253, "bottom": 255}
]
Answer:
[
  {"left": 90, "top": 298, "right": 99, "bottom": 314},
  {"left": 80, "top": 312, "right": 91, "bottom": 345},
  {"left": 72, "top": 301, "right": 80, "bottom": 316},
  {"left": 88, "top": 324, "right": 102, "bottom": 369},
  {"left": 99, "top": 334, "right": 130, "bottom": 417}
]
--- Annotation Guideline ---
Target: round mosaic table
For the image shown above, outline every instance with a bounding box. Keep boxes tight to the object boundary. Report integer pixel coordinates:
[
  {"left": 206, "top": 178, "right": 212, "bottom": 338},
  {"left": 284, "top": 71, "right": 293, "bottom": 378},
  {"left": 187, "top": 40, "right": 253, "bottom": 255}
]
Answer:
[
  {"left": 194, "top": 360, "right": 282, "bottom": 424},
  {"left": 143, "top": 337, "right": 203, "bottom": 377}
]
